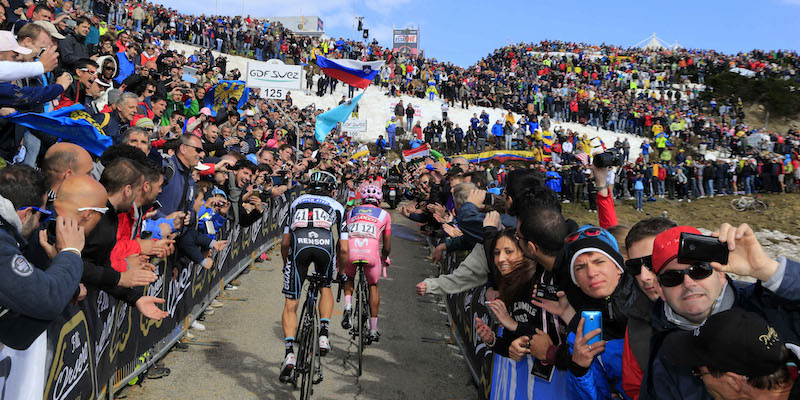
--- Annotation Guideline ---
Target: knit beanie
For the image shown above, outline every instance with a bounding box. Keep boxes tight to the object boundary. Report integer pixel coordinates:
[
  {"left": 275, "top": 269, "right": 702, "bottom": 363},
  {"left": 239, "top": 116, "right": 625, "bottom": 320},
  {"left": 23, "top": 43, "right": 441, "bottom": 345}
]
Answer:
[{"left": 566, "top": 225, "right": 625, "bottom": 285}]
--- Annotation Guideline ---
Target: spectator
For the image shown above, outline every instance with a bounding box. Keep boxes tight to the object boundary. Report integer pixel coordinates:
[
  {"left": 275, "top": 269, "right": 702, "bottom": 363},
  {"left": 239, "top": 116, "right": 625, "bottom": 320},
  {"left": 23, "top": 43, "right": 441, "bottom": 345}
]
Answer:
[
  {"left": 640, "top": 224, "right": 800, "bottom": 399},
  {"left": 0, "top": 165, "right": 84, "bottom": 350}
]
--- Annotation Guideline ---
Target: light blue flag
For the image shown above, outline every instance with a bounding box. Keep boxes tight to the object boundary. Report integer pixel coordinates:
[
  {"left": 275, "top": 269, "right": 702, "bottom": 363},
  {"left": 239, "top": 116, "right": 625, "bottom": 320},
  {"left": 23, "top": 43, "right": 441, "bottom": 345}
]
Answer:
[
  {"left": 314, "top": 92, "right": 364, "bottom": 143},
  {"left": 4, "top": 104, "right": 111, "bottom": 156}
]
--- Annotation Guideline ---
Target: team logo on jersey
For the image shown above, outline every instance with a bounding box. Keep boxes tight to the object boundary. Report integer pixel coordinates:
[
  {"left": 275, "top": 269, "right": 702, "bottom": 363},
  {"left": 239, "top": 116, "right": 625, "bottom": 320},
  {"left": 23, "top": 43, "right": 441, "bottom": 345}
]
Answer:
[
  {"left": 309, "top": 231, "right": 319, "bottom": 238},
  {"left": 11, "top": 255, "right": 33, "bottom": 277}
]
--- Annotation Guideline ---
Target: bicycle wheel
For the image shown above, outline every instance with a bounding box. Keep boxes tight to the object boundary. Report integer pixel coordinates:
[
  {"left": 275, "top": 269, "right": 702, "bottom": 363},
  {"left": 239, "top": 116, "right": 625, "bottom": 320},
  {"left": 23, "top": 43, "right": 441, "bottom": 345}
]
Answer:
[
  {"left": 291, "top": 299, "right": 309, "bottom": 389},
  {"left": 730, "top": 198, "right": 746, "bottom": 212},
  {"left": 356, "top": 272, "right": 364, "bottom": 376},
  {"left": 752, "top": 200, "right": 768, "bottom": 212},
  {"left": 300, "top": 305, "right": 318, "bottom": 400}
]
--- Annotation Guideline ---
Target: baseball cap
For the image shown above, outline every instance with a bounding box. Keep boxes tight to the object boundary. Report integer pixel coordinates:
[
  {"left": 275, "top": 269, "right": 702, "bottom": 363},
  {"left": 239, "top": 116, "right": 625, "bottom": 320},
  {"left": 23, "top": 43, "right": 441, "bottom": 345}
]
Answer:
[
  {"left": 662, "top": 309, "right": 790, "bottom": 376},
  {"left": 194, "top": 162, "right": 210, "bottom": 171},
  {"left": 244, "top": 109, "right": 255, "bottom": 117},
  {"left": 211, "top": 188, "right": 227, "bottom": 199},
  {"left": 199, "top": 107, "right": 212, "bottom": 116},
  {"left": 33, "top": 21, "right": 66, "bottom": 40},
  {"left": 651, "top": 226, "right": 702, "bottom": 274},
  {"left": 0, "top": 31, "right": 32, "bottom": 55}
]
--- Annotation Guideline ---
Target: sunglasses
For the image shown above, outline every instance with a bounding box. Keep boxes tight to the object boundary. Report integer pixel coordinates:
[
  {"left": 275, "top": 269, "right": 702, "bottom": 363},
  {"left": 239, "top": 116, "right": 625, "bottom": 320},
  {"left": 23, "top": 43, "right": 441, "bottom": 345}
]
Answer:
[
  {"left": 20, "top": 206, "right": 53, "bottom": 223},
  {"left": 624, "top": 255, "right": 652, "bottom": 276},
  {"left": 657, "top": 262, "right": 714, "bottom": 288},
  {"left": 183, "top": 144, "right": 204, "bottom": 152},
  {"left": 79, "top": 68, "right": 98, "bottom": 75},
  {"left": 565, "top": 227, "right": 602, "bottom": 244}
]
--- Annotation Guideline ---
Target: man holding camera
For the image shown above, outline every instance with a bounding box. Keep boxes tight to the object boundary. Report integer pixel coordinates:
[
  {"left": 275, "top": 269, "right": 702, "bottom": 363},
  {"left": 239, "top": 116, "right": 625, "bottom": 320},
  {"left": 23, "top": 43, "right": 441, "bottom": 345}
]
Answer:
[
  {"left": 640, "top": 224, "right": 800, "bottom": 399},
  {"left": 0, "top": 165, "right": 85, "bottom": 350}
]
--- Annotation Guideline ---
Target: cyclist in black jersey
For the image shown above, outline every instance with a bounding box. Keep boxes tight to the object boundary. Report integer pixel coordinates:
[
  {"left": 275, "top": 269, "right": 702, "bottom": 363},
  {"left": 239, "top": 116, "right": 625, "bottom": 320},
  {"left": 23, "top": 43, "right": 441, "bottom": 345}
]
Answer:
[{"left": 279, "top": 170, "right": 349, "bottom": 383}]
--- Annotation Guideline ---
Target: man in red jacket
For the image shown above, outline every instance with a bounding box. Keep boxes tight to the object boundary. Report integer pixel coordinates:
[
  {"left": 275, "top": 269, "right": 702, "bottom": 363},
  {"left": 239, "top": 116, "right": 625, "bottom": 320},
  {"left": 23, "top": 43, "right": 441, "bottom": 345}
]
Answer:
[{"left": 620, "top": 217, "right": 677, "bottom": 400}]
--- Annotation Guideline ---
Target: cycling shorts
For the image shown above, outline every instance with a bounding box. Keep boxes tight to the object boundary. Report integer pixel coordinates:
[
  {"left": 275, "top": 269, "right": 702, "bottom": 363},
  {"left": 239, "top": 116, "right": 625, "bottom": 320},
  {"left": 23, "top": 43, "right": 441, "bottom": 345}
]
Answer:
[
  {"left": 282, "top": 228, "right": 337, "bottom": 300},
  {"left": 343, "top": 256, "right": 381, "bottom": 285}
]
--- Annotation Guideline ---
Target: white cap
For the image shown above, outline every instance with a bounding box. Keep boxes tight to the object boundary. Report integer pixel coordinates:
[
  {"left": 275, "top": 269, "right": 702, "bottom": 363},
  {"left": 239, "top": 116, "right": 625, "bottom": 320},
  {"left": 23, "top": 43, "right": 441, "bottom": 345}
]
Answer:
[
  {"left": 33, "top": 21, "right": 66, "bottom": 40},
  {"left": 194, "top": 162, "right": 211, "bottom": 171},
  {"left": 0, "top": 31, "right": 32, "bottom": 55}
]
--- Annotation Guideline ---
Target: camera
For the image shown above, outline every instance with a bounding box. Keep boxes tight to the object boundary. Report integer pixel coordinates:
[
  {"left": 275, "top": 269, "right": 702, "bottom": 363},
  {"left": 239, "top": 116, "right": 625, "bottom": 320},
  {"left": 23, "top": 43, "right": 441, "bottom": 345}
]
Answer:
[
  {"left": 678, "top": 232, "right": 729, "bottom": 265},
  {"left": 535, "top": 283, "right": 560, "bottom": 301},
  {"left": 593, "top": 148, "right": 623, "bottom": 168}
]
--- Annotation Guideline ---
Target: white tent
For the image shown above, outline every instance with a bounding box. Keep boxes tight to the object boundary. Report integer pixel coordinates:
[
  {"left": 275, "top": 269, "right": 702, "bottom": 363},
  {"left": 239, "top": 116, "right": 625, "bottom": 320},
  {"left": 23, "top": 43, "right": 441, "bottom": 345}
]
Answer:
[{"left": 633, "top": 33, "right": 673, "bottom": 50}]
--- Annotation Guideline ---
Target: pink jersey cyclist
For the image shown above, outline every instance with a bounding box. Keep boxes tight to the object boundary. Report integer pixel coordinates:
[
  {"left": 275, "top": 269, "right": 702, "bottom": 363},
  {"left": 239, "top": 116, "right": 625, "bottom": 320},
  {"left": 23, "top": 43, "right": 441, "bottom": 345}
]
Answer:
[{"left": 344, "top": 204, "right": 391, "bottom": 284}]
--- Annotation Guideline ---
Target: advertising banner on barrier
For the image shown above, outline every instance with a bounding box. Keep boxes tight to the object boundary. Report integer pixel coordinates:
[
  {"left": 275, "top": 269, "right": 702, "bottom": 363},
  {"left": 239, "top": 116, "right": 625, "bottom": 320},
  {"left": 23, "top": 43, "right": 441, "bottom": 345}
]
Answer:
[
  {"left": 2, "top": 186, "right": 309, "bottom": 399},
  {"left": 442, "top": 253, "right": 495, "bottom": 399}
]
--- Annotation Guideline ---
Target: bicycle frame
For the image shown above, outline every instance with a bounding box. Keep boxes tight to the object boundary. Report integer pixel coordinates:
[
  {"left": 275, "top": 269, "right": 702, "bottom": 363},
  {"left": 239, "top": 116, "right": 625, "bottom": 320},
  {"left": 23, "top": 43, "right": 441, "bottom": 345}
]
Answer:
[
  {"left": 294, "top": 275, "right": 325, "bottom": 399},
  {"left": 351, "top": 260, "right": 371, "bottom": 376}
]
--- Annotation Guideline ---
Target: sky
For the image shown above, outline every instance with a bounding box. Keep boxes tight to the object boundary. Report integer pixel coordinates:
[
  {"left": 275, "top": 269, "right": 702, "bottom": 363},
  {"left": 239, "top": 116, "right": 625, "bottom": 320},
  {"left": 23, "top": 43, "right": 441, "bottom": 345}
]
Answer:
[{"left": 159, "top": 0, "right": 800, "bottom": 67}]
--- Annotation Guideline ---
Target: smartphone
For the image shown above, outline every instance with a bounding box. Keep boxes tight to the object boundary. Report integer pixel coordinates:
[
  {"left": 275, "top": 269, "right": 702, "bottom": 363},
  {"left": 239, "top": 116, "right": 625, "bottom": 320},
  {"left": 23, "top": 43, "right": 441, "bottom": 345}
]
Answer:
[
  {"left": 271, "top": 176, "right": 284, "bottom": 186},
  {"left": 483, "top": 300, "right": 499, "bottom": 324},
  {"left": 35, "top": 47, "right": 47, "bottom": 59},
  {"left": 150, "top": 200, "right": 162, "bottom": 212},
  {"left": 46, "top": 219, "right": 57, "bottom": 244},
  {"left": 582, "top": 311, "right": 602, "bottom": 346},
  {"left": 678, "top": 232, "right": 729, "bottom": 265},
  {"left": 535, "top": 283, "right": 560, "bottom": 301},
  {"left": 140, "top": 230, "right": 153, "bottom": 240}
]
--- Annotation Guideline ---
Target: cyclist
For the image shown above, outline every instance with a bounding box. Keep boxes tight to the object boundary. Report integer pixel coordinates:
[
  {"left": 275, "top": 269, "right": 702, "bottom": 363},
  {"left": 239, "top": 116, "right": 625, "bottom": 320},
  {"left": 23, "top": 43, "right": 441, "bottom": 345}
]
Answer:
[
  {"left": 341, "top": 184, "right": 391, "bottom": 343},
  {"left": 279, "top": 170, "right": 348, "bottom": 382}
]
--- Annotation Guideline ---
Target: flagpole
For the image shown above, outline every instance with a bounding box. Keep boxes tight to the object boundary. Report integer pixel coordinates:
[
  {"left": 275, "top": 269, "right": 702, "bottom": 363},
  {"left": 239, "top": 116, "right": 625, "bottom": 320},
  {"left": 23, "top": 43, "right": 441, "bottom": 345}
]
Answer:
[{"left": 269, "top": 99, "right": 303, "bottom": 163}]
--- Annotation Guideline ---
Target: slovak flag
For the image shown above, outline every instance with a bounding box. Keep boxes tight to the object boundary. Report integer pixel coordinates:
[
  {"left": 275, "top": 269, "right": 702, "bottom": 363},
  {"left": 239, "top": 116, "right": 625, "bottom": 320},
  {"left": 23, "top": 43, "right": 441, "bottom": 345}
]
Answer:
[{"left": 316, "top": 56, "right": 385, "bottom": 89}]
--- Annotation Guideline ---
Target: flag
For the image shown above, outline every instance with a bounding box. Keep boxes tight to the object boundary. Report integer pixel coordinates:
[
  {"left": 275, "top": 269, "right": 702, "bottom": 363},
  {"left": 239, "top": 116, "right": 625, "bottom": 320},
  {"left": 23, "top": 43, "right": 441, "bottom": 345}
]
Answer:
[
  {"left": 316, "top": 56, "right": 384, "bottom": 89},
  {"left": 402, "top": 144, "right": 430, "bottom": 162},
  {"left": 542, "top": 130, "right": 554, "bottom": 152},
  {"left": 349, "top": 144, "right": 369, "bottom": 159},
  {"left": 203, "top": 80, "right": 251, "bottom": 117},
  {"left": 314, "top": 92, "right": 364, "bottom": 143},
  {"left": 429, "top": 149, "right": 446, "bottom": 164},
  {"left": 4, "top": 104, "right": 111, "bottom": 156},
  {"left": 460, "top": 150, "right": 551, "bottom": 164},
  {"left": 575, "top": 152, "right": 589, "bottom": 165}
]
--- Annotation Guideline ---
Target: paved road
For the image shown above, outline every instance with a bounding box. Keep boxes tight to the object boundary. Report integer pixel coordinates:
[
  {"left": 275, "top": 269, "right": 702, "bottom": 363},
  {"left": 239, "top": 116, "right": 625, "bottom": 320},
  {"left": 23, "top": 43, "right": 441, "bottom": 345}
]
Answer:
[{"left": 126, "top": 211, "right": 478, "bottom": 400}]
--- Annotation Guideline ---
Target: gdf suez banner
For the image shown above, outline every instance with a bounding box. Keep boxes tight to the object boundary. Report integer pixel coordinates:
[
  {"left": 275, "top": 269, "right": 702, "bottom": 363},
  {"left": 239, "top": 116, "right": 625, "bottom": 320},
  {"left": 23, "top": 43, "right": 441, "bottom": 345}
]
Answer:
[{"left": 1, "top": 186, "right": 304, "bottom": 400}]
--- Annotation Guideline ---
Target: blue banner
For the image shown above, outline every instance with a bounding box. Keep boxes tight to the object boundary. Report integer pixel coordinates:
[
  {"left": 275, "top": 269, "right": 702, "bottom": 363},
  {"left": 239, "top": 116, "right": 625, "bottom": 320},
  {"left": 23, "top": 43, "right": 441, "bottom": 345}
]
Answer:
[
  {"left": 202, "top": 80, "right": 251, "bottom": 117},
  {"left": 4, "top": 104, "right": 112, "bottom": 156}
]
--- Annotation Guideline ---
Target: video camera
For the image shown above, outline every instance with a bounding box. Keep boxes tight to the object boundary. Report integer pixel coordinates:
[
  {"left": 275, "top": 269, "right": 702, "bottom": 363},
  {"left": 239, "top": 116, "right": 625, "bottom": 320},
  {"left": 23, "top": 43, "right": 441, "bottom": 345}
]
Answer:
[{"left": 593, "top": 148, "right": 623, "bottom": 168}]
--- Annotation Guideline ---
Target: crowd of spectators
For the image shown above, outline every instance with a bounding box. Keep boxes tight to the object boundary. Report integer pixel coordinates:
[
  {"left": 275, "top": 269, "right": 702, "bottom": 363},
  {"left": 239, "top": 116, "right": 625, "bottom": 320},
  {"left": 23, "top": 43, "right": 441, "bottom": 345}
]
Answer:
[
  {"left": 402, "top": 152, "right": 799, "bottom": 399},
  {"left": 0, "top": 0, "right": 390, "bottom": 383}
]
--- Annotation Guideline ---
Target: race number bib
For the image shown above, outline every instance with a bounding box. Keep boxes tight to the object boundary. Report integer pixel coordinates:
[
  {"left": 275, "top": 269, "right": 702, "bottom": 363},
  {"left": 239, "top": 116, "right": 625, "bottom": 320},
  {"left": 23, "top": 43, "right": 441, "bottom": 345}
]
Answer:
[
  {"left": 291, "top": 208, "right": 333, "bottom": 230},
  {"left": 349, "top": 222, "right": 377, "bottom": 239}
]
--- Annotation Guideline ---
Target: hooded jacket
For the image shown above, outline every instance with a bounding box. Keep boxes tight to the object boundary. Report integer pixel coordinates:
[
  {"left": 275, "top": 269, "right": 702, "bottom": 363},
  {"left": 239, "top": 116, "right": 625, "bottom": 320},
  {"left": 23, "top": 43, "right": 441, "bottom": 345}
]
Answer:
[{"left": 59, "top": 30, "right": 90, "bottom": 70}]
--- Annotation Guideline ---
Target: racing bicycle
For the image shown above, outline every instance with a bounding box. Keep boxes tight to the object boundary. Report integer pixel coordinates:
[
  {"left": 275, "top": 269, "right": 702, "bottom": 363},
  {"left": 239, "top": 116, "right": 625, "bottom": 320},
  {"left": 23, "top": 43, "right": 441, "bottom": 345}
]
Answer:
[
  {"left": 292, "top": 274, "right": 326, "bottom": 399},
  {"left": 730, "top": 196, "right": 768, "bottom": 212},
  {"left": 350, "top": 260, "right": 372, "bottom": 376}
]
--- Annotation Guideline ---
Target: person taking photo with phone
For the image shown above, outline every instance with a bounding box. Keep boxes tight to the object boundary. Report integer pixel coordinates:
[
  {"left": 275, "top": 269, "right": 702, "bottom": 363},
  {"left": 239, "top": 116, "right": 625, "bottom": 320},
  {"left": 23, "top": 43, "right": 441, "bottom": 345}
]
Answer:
[{"left": 639, "top": 224, "right": 800, "bottom": 400}]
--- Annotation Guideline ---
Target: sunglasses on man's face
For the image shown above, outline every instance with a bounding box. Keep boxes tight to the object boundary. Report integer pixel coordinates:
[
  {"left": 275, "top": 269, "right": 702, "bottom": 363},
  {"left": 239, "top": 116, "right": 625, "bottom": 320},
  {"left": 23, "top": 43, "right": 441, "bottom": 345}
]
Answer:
[
  {"left": 657, "top": 262, "right": 714, "bottom": 288},
  {"left": 624, "top": 255, "right": 652, "bottom": 276}
]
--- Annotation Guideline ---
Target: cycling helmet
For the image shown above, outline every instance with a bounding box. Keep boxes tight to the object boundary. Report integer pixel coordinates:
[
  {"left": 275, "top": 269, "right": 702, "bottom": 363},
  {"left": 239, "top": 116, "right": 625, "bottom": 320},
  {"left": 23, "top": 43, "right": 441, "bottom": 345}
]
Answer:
[
  {"left": 309, "top": 170, "right": 337, "bottom": 193},
  {"left": 360, "top": 184, "right": 382, "bottom": 205}
]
